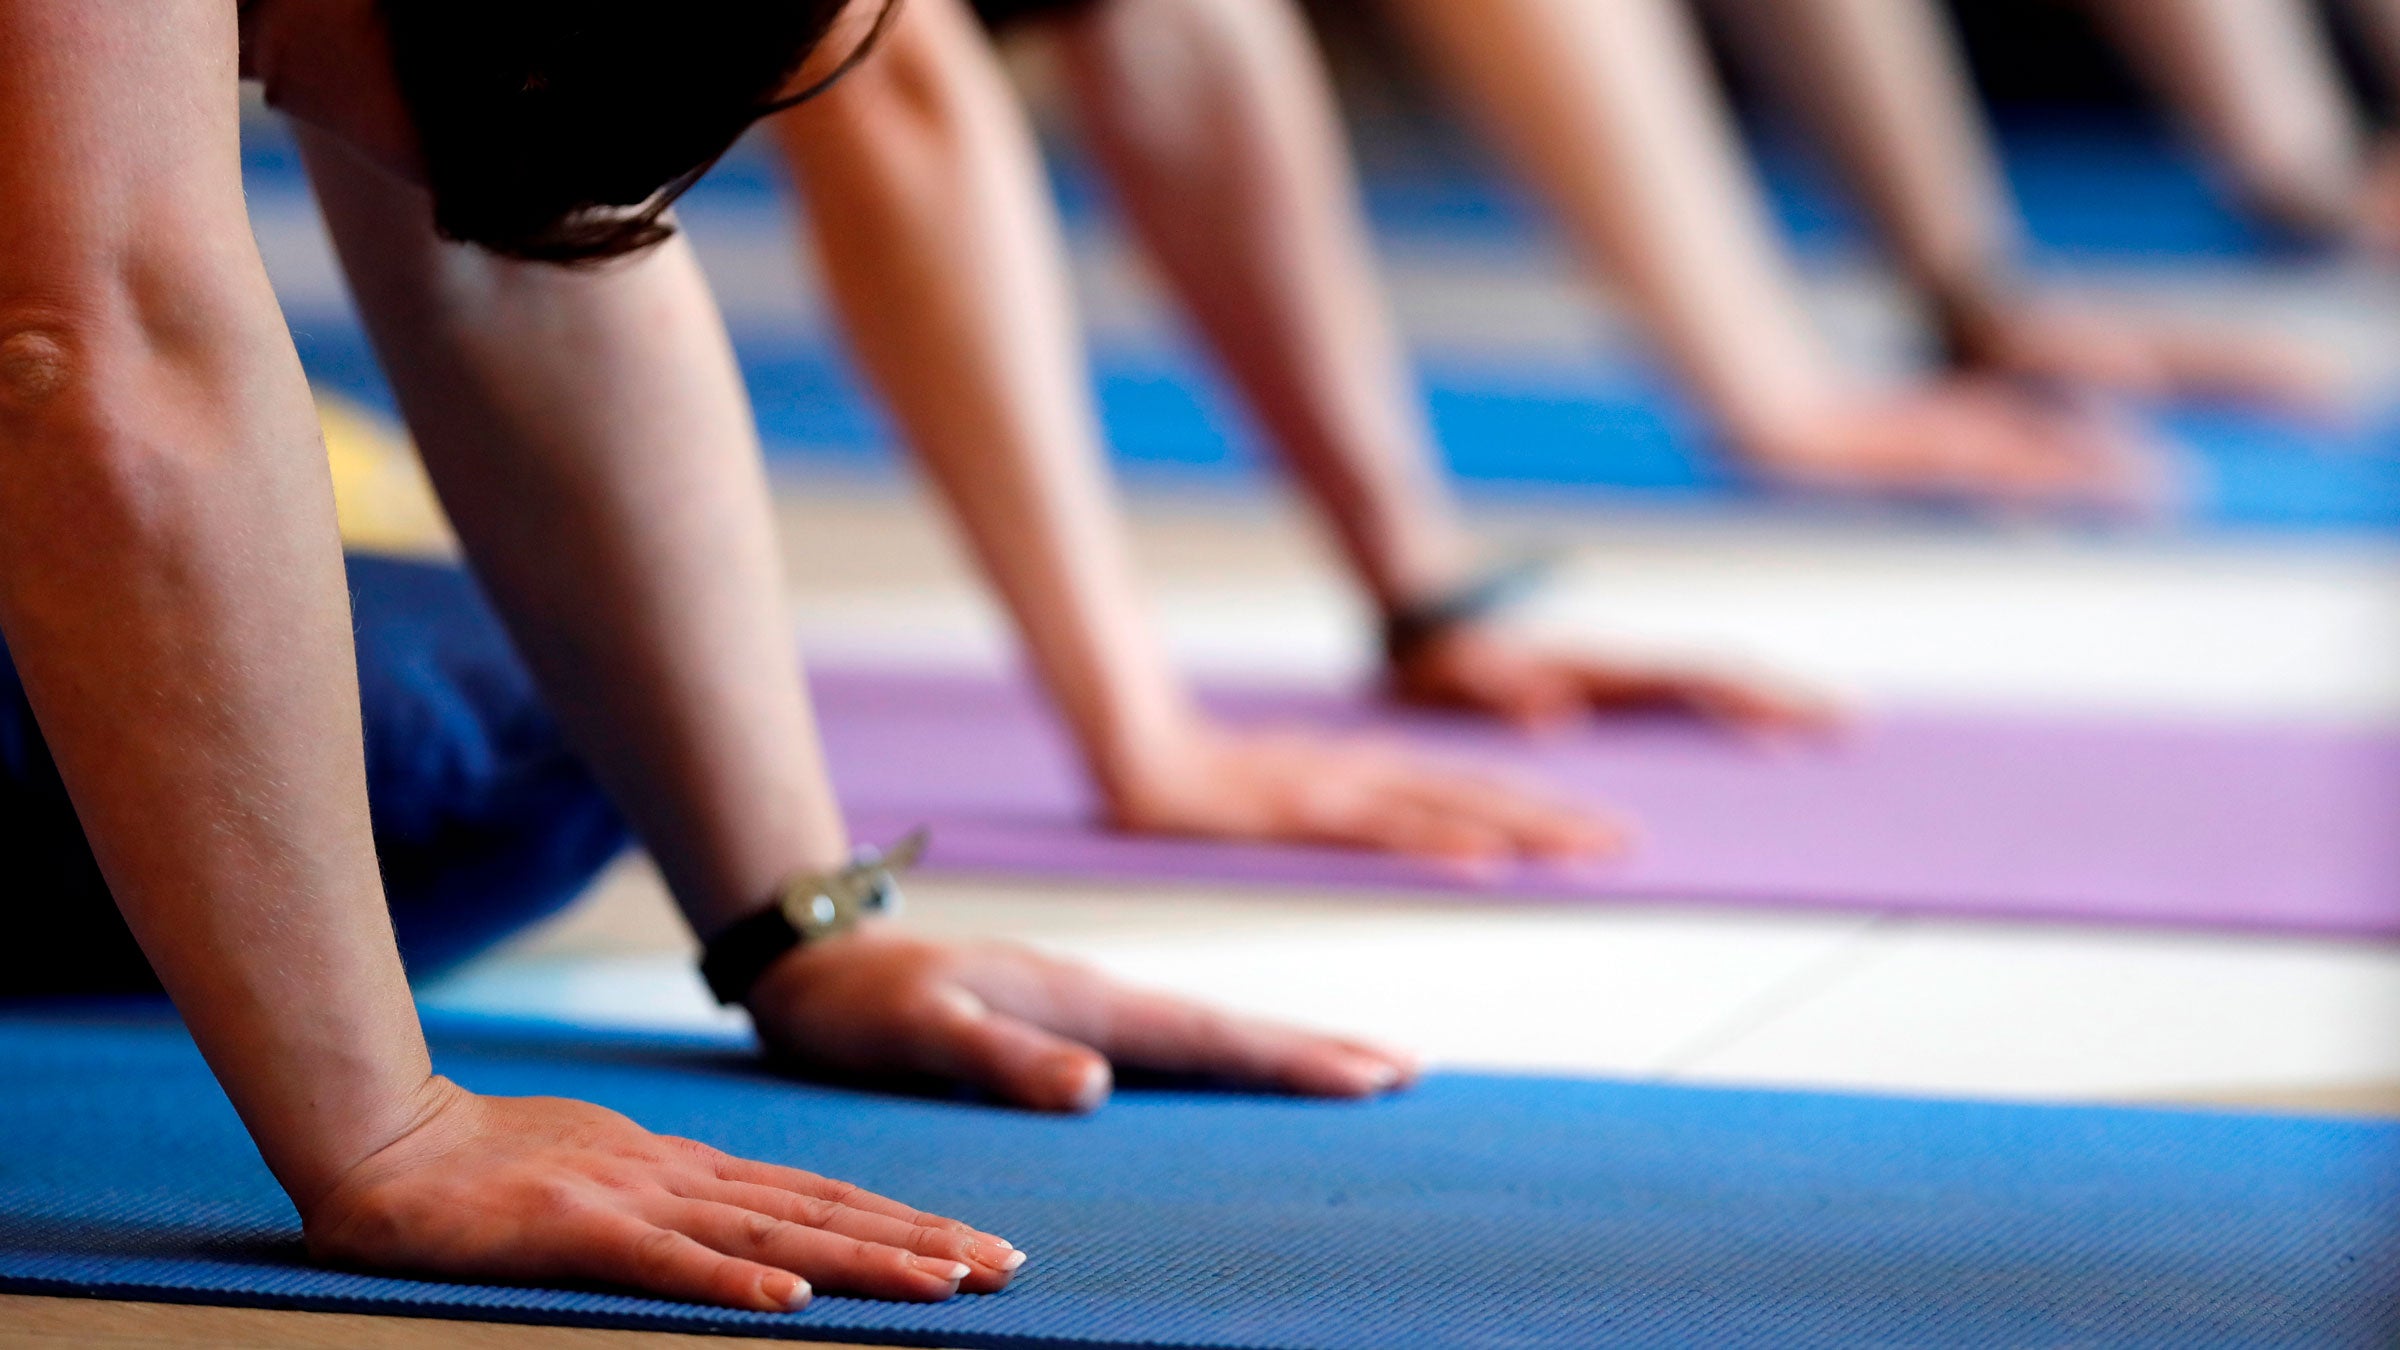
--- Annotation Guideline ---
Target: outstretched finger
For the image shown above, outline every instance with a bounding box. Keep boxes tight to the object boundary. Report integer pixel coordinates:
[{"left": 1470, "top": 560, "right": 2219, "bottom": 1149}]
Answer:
[
  {"left": 2151, "top": 325, "right": 2351, "bottom": 414},
  {"left": 1085, "top": 983, "right": 1414, "bottom": 1098},
  {"left": 704, "top": 1155, "right": 1012, "bottom": 1253},
  {"left": 643, "top": 1198, "right": 968, "bottom": 1303},
  {"left": 901, "top": 985, "right": 1113, "bottom": 1113},
  {"left": 1382, "top": 767, "right": 1626, "bottom": 860},
  {"left": 1587, "top": 666, "right": 1842, "bottom": 739},
  {"left": 694, "top": 1178, "right": 1025, "bottom": 1294},
  {"left": 576, "top": 1210, "right": 812, "bottom": 1313}
]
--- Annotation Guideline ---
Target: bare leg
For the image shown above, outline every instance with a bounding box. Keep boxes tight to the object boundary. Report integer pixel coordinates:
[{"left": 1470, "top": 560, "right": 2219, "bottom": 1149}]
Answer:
[
  {"left": 1382, "top": 0, "right": 2159, "bottom": 508},
  {"left": 1714, "top": 0, "right": 2349, "bottom": 406}
]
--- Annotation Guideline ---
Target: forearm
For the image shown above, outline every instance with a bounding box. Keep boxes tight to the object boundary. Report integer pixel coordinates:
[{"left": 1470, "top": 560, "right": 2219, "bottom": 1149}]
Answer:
[
  {"left": 301, "top": 130, "right": 847, "bottom": 938},
  {"left": 1707, "top": 0, "right": 2023, "bottom": 301},
  {"left": 0, "top": 3, "right": 427, "bottom": 1212},
  {"left": 1383, "top": 0, "right": 1843, "bottom": 445},
  {"left": 2342, "top": 0, "right": 2400, "bottom": 105},
  {"left": 772, "top": 0, "right": 1203, "bottom": 802},
  {"left": 1050, "top": 0, "right": 1470, "bottom": 617},
  {"left": 2085, "top": 0, "right": 2369, "bottom": 233}
]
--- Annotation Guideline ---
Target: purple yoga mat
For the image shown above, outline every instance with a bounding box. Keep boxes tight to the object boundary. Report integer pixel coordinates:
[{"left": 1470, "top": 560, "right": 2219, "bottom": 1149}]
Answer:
[{"left": 811, "top": 669, "right": 2400, "bottom": 937}]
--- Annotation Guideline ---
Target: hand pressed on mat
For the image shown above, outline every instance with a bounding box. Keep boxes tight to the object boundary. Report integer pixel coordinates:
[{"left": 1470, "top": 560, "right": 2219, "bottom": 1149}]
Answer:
[
  {"left": 305, "top": 1079, "right": 1024, "bottom": 1312},
  {"left": 1388, "top": 623, "right": 1837, "bottom": 738},
  {"left": 749, "top": 922, "right": 1420, "bottom": 1112},
  {"left": 1946, "top": 294, "right": 2351, "bottom": 414},
  {"left": 1737, "top": 377, "right": 2170, "bottom": 513},
  {"left": 1104, "top": 720, "right": 1625, "bottom": 864}
]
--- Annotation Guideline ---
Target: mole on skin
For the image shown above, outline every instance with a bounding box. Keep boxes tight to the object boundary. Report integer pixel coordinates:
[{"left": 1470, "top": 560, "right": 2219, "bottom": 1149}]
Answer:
[{"left": 0, "top": 330, "right": 72, "bottom": 407}]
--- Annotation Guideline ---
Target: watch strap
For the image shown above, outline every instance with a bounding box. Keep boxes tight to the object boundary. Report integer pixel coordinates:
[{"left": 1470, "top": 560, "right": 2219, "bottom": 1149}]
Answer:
[{"left": 700, "top": 829, "right": 927, "bottom": 1006}]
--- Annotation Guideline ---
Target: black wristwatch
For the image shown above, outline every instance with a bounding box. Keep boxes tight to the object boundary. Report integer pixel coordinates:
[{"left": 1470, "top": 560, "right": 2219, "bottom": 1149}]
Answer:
[
  {"left": 700, "top": 829, "right": 929, "bottom": 1006},
  {"left": 1381, "top": 553, "right": 1560, "bottom": 666}
]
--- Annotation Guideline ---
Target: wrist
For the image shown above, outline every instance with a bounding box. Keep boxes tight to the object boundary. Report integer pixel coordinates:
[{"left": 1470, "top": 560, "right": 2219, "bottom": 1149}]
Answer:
[
  {"left": 284, "top": 1071, "right": 467, "bottom": 1221},
  {"left": 1377, "top": 555, "right": 1557, "bottom": 671},
  {"left": 1085, "top": 693, "right": 1216, "bottom": 820}
]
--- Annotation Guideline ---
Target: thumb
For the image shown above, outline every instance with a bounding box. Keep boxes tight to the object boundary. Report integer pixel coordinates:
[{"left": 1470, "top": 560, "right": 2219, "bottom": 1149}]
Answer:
[{"left": 906, "top": 986, "right": 1113, "bottom": 1113}]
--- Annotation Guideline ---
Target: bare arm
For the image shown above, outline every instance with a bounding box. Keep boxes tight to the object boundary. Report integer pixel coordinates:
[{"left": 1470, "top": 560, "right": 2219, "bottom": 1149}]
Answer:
[
  {"left": 1044, "top": 0, "right": 1471, "bottom": 618},
  {"left": 306, "top": 103, "right": 1423, "bottom": 1116},
  {"left": 2341, "top": 0, "right": 2400, "bottom": 92},
  {"left": 2083, "top": 0, "right": 2369, "bottom": 238},
  {"left": 770, "top": 0, "right": 1198, "bottom": 814},
  {"left": 1377, "top": 0, "right": 2162, "bottom": 505},
  {"left": 1709, "top": 0, "right": 2347, "bottom": 405},
  {"left": 301, "top": 130, "right": 847, "bottom": 939},
  {"left": 0, "top": 11, "right": 1018, "bottom": 1310},
  {"left": 0, "top": 0, "right": 431, "bottom": 1214},
  {"left": 775, "top": 0, "right": 1662, "bottom": 853},
  {"left": 1704, "top": 0, "right": 2019, "bottom": 303},
  {"left": 1382, "top": 0, "right": 1837, "bottom": 448}
]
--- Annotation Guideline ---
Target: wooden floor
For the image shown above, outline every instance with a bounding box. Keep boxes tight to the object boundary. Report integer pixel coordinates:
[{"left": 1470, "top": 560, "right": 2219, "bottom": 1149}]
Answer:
[{"left": 0, "top": 1295, "right": 884, "bottom": 1349}]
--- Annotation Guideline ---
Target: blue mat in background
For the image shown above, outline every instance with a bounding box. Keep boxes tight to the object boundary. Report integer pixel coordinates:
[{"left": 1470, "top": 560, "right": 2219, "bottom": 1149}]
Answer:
[
  {"left": 290, "top": 321, "right": 2400, "bottom": 533},
  {"left": 2, "top": 1008, "right": 2394, "bottom": 1347},
  {"left": 257, "top": 114, "right": 2400, "bottom": 534}
]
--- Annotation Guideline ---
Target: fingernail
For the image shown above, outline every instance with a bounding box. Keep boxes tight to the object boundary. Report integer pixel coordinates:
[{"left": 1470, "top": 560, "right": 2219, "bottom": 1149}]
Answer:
[
  {"left": 1360, "top": 1061, "right": 1402, "bottom": 1091},
  {"left": 913, "top": 1257, "right": 972, "bottom": 1282},
  {"left": 1054, "top": 1055, "right": 1111, "bottom": 1113},
  {"left": 994, "top": 1247, "right": 1029, "bottom": 1272},
  {"left": 765, "top": 1273, "right": 811, "bottom": 1310}
]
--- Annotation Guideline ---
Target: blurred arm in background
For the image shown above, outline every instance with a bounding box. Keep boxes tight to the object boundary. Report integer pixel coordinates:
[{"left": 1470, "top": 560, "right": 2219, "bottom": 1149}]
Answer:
[
  {"left": 1710, "top": 0, "right": 2349, "bottom": 406},
  {"left": 2086, "top": 0, "right": 2371, "bottom": 242},
  {"left": 1380, "top": 0, "right": 2157, "bottom": 509},
  {"left": 2333, "top": 0, "right": 2400, "bottom": 249},
  {"left": 773, "top": 0, "right": 1815, "bottom": 864}
]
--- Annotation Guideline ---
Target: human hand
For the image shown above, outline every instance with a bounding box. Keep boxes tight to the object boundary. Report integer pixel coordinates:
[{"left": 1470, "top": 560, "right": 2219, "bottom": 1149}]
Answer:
[
  {"left": 748, "top": 923, "right": 1420, "bottom": 1112},
  {"left": 1948, "top": 293, "right": 2350, "bottom": 413},
  {"left": 1388, "top": 623, "right": 1836, "bottom": 737},
  {"left": 304, "top": 1078, "right": 1023, "bottom": 1311},
  {"left": 1738, "top": 377, "right": 2170, "bottom": 512},
  {"left": 1104, "top": 719, "right": 1623, "bottom": 863}
]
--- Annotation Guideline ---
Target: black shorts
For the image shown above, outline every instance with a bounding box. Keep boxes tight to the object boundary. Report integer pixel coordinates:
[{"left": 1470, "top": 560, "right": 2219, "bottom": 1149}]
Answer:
[{"left": 971, "top": 0, "right": 1105, "bottom": 30}]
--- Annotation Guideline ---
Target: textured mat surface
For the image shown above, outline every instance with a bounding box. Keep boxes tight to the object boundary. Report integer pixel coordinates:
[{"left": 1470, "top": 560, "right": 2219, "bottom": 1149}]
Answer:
[
  {"left": 814, "top": 671, "right": 2400, "bottom": 938},
  {"left": 1, "top": 1008, "right": 2395, "bottom": 1348}
]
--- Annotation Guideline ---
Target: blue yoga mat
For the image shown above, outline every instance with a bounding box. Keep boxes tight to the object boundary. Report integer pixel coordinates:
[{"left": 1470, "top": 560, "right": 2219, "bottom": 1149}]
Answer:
[
  {"left": 2, "top": 1007, "right": 2394, "bottom": 1347},
  {"left": 290, "top": 321, "right": 2400, "bottom": 534}
]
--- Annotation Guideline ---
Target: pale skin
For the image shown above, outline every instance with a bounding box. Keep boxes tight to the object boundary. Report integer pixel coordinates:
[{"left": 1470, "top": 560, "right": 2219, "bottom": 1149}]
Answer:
[
  {"left": 1, "top": 0, "right": 1414, "bottom": 1314},
  {"left": 1710, "top": 0, "right": 2352, "bottom": 407},
  {"left": 772, "top": 0, "right": 1823, "bottom": 864},
  {"left": 1377, "top": 0, "right": 2164, "bottom": 510}
]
